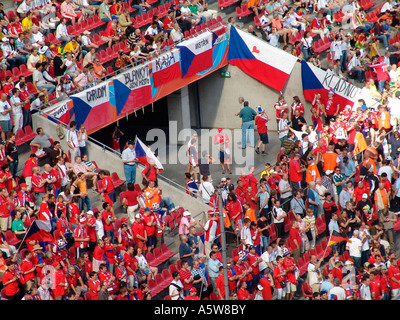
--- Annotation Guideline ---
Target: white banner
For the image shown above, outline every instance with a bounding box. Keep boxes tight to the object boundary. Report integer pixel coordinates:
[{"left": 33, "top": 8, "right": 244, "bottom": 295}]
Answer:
[
  {"left": 72, "top": 82, "right": 110, "bottom": 107},
  {"left": 116, "top": 63, "right": 151, "bottom": 90},
  {"left": 152, "top": 49, "right": 180, "bottom": 73}
]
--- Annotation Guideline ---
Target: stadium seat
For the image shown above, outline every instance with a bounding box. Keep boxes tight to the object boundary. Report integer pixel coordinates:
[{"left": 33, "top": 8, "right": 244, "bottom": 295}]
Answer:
[
  {"left": 5, "top": 230, "right": 21, "bottom": 246},
  {"left": 164, "top": 295, "right": 171, "bottom": 300},
  {"left": 162, "top": 269, "right": 173, "bottom": 283},
  {"left": 148, "top": 278, "right": 162, "bottom": 295},
  {"left": 175, "top": 259, "right": 181, "bottom": 270},
  {"left": 26, "top": 82, "right": 38, "bottom": 95},
  {"left": 302, "top": 282, "right": 313, "bottom": 299},
  {"left": 20, "top": 64, "right": 33, "bottom": 77},
  {"left": 169, "top": 263, "right": 178, "bottom": 275},
  {"left": 15, "top": 129, "right": 28, "bottom": 146},
  {"left": 161, "top": 243, "right": 176, "bottom": 259},
  {"left": 92, "top": 33, "right": 106, "bottom": 46},
  {"left": 155, "top": 273, "right": 170, "bottom": 289},
  {"left": 146, "top": 252, "right": 161, "bottom": 267},
  {"left": 84, "top": 291, "right": 92, "bottom": 300},
  {"left": 111, "top": 172, "right": 125, "bottom": 188}
]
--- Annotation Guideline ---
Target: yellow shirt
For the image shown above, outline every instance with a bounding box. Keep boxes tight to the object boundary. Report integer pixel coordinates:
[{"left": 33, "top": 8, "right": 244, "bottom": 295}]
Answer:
[
  {"left": 63, "top": 41, "right": 78, "bottom": 54},
  {"left": 21, "top": 17, "right": 33, "bottom": 31}
]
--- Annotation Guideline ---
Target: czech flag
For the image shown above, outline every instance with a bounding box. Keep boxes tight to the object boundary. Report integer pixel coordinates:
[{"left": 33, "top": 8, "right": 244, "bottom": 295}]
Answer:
[
  {"left": 328, "top": 230, "right": 351, "bottom": 247},
  {"left": 134, "top": 137, "right": 164, "bottom": 173},
  {"left": 302, "top": 60, "right": 359, "bottom": 109},
  {"left": 228, "top": 26, "right": 298, "bottom": 92},
  {"left": 151, "top": 49, "right": 182, "bottom": 88},
  {"left": 25, "top": 220, "right": 55, "bottom": 244},
  {"left": 177, "top": 31, "right": 215, "bottom": 78},
  {"left": 301, "top": 59, "right": 327, "bottom": 102}
]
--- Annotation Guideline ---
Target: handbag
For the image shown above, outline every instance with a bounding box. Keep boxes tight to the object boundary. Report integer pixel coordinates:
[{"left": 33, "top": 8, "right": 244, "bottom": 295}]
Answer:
[
  {"left": 308, "top": 47, "right": 314, "bottom": 57},
  {"left": 279, "top": 280, "right": 286, "bottom": 288}
]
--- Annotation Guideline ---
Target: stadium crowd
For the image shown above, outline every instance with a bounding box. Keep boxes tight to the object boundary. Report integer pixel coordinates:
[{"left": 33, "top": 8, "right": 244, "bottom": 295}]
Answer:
[{"left": 0, "top": 0, "right": 400, "bottom": 303}]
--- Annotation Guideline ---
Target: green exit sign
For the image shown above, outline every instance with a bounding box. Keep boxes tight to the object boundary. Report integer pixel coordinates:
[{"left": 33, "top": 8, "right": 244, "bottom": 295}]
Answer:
[{"left": 220, "top": 71, "right": 231, "bottom": 78}]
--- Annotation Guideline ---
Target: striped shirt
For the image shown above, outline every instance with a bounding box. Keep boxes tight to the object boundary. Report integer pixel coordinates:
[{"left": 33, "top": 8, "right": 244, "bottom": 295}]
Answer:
[{"left": 303, "top": 215, "right": 316, "bottom": 232}]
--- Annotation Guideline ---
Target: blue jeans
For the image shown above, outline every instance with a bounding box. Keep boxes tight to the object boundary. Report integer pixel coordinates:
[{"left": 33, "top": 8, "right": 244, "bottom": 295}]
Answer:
[
  {"left": 124, "top": 164, "right": 136, "bottom": 186},
  {"left": 241, "top": 120, "right": 255, "bottom": 148},
  {"left": 340, "top": 50, "right": 347, "bottom": 72},
  {"left": 351, "top": 68, "right": 365, "bottom": 82},
  {"left": 38, "top": 83, "right": 55, "bottom": 94},
  {"left": 132, "top": 4, "right": 144, "bottom": 15},
  {"left": 23, "top": 109, "right": 31, "bottom": 128},
  {"left": 377, "top": 34, "right": 391, "bottom": 48},
  {"left": 260, "top": 235, "right": 270, "bottom": 253},
  {"left": 378, "top": 80, "right": 386, "bottom": 92},
  {"left": 9, "top": 159, "right": 18, "bottom": 178},
  {"left": 79, "top": 195, "right": 92, "bottom": 212},
  {"left": 160, "top": 197, "right": 175, "bottom": 210}
]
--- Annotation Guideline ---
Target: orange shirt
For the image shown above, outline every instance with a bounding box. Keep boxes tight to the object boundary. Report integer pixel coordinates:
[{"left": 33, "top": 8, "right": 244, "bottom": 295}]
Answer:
[
  {"left": 306, "top": 163, "right": 320, "bottom": 184},
  {"left": 363, "top": 157, "right": 377, "bottom": 175},
  {"left": 322, "top": 152, "right": 339, "bottom": 172},
  {"left": 354, "top": 132, "right": 367, "bottom": 153},
  {"left": 243, "top": 208, "right": 257, "bottom": 225}
]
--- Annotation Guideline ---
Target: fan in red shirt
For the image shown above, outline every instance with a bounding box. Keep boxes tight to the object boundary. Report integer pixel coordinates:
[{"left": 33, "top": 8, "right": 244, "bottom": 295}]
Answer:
[
  {"left": 288, "top": 219, "right": 301, "bottom": 259},
  {"left": 259, "top": 269, "right": 274, "bottom": 300},
  {"left": 370, "top": 271, "right": 383, "bottom": 300},
  {"left": 20, "top": 251, "right": 36, "bottom": 288},
  {"left": 88, "top": 271, "right": 101, "bottom": 300},
  {"left": 353, "top": 181, "right": 370, "bottom": 204},
  {"left": 102, "top": 201, "right": 117, "bottom": 242},
  {"left": 282, "top": 248, "right": 297, "bottom": 300},
  {"left": 98, "top": 171, "right": 116, "bottom": 205},
  {"left": 184, "top": 287, "right": 200, "bottom": 300},
  {"left": 131, "top": 213, "right": 147, "bottom": 251},
  {"left": 74, "top": 216, "right": 90, "bottom": 258},
  {"left": 53, "top": 261, "right": 68, "bottom": 300},
  {"left": 247, "top": 245, "right": 262, "bottom": 288},
  {"left": 179, "top": 260, "right": 194, "bottom": 295},
  {"left": 2, "top": 261, "right": 22, "bottom": 299},
  {"left": 98, "top": 263, "right": 118, "bottom": 293},
  {"left": 387, "top": 258, "right": 400, "bottom": 295},
  {"left": 244, "top": 185, "right": 258, "bottom": 211},
  {"left": 237, "top": 280, "right": 251, "bottom": 300}
]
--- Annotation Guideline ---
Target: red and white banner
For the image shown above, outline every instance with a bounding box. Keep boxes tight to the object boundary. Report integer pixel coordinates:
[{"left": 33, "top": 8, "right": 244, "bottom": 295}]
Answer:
[{"left": 152, "top": 49, "right": 181, "bottom": 88}]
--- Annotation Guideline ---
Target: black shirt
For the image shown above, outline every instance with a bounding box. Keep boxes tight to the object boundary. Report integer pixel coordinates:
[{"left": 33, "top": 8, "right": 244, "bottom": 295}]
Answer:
[
  {"left": 53, "top": 55, "right": 67, "bottom": 77},
  {"left": 5, "top": 141, "right": 18, "bottom": 161},
  {"left": 291, "top": 115, "right": 306, "bottom": 131},
  {"left": 257, "top": 219, "right": 270, "bottom": 237}
]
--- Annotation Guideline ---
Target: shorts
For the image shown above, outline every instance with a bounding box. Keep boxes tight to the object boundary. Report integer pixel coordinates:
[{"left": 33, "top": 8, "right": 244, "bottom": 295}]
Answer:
[
  {"left": 192, "top": 165, "right": 199, "bottom": 174},
  {"left": 146, "top": 234, "right": 155, "bottom": 248},
  {"left": 276, "top": 287, "right": 286, "bottom": 299},
  {"left": 259, "top": 132, "right": 269, "bottom": 144},
  {"left": 275, "top": 222, "right": 285, "bottom": 238},
  {"left": 286, "top": 282, "right": 297, "bottom": 293},
  {"left": 0, "top": 120, "right": 11, "bottom": 132},
  {"left": 135, "top": 239, "right": 148, "bottom": 252}
]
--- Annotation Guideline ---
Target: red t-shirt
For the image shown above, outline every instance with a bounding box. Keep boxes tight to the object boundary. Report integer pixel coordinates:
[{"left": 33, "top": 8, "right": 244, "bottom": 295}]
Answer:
[
  {"left": 179, "top": 268, "right": 193, "bottom": 291},
  {"left": 88, "top": 279, "right": 100, "bottom": 300},
  {"left": 216, "top": 273, "right": 225, "bottom": 299},
  {"left": 388, "top": 265, "right": 400, "bottom": 289},
  {"left": 288, "top": 227, "right": 301, "bottom": 250},
  {"left": 2, "top": 270, "right": 19, "bottom": 296},
  {"left": 370, "top": 278, "right": 382, "bottom": 300},
  {"left": 259, "top": 276, "right": 272, "bottom": 300},
  {"left": 54, "top": 269, "right": 67, "bottom": 297},
  {"left": 142, "top": 213, "right": 156, "bottom": 236},
  {"left": 93, "top": 246, "right": 105, "bottom": 261},
  {"left": 247, "top": 253, "right": 260, "bottom": 275},
  {"left": 237, "top": 287, "right": 250, "bottom": 300},
  {"left": 289, "top": 160, "right": 302, "bottom": 183},
  {"left": 283, "top": 257, "right": 297, "bottom": 284},
  {"left": 124, "top": 190, "right": 138, "bottom": 206},
  {"left": 255, "top": 115, "right": 268, "bottom": 134},
  {"left": 32, "top": 174, "right": 46, "bottom": 193},
  {"left": 102, "top": 210, "right": 114, "bottom": 231},
  {"left": 132, "top": 221, "right": 146, "bottom": 242}
]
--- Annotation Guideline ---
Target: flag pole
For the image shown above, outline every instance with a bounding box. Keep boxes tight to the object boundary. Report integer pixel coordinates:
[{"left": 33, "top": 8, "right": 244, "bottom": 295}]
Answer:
[
  {"left": 321, "top": 229, "right": 333, "bottom": 260},
  {"left": 15, "top": 220, "right": 36, "bottom": 252}
]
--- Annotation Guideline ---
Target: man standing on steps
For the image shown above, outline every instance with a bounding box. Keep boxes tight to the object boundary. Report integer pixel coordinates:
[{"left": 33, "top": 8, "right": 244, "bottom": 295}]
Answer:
[
  {"left": 67, "top": 121, "right": 80, "bottom": 162},
  {"left": 235, "top": 101, "right": 257, "bottom": 150},
  {"left": 121, "top": 139, "right": 137, "bottom": 186}
]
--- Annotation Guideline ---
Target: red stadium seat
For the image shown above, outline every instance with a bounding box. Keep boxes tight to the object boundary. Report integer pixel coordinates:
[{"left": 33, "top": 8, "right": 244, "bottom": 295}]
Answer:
[
  {"left": 5, "top": 230, "right": 21, "bottom": 246},
  {"left": 111, "top": 172, "right": 125, "bottom": 188}
]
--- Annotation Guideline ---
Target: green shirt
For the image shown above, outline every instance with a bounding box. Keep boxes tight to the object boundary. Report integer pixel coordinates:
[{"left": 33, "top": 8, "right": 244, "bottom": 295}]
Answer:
[
  {"left": 332, "top": 173, "right": 345, "bottom": 195},
  {"left": 12, "top": 219, "right": 24, "bottom": 232},
  {"left": 239, "top": 106, "right": 257, "bottom": 122},
  {"left": 189, "top": 4, "right": 198, "bottom": 15}
]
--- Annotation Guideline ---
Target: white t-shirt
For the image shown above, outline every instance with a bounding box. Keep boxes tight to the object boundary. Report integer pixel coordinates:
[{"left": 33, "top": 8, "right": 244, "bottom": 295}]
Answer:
[
  {"left": 360, "top": 229, "right": 370, "bottom": 251},
  {"left": 199, "top": 182, "right": 214, "bottom": 201},
  {"left": 329, "top": 286, "right": 346, "bottom": 300},
  {"left": 272, "top": 207, "right": 285, "bottom": 224},
  {"left": 95, "top": 219, "right": 104, "bottom": 239},
  {"left": 0, "top": 100, "right": 11, "bottom": 121},
  {"left": 347, "top": 236, "right": 362, "bottom": 257},
  {"left": 307, "top": 263, "right": 322, "bottom": 286},
  {"left": 169, "top": 279, "right": 184, "bottom": 300},
  {"left": 258, "top": 251, "right": 273, "bottom": 272}
]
